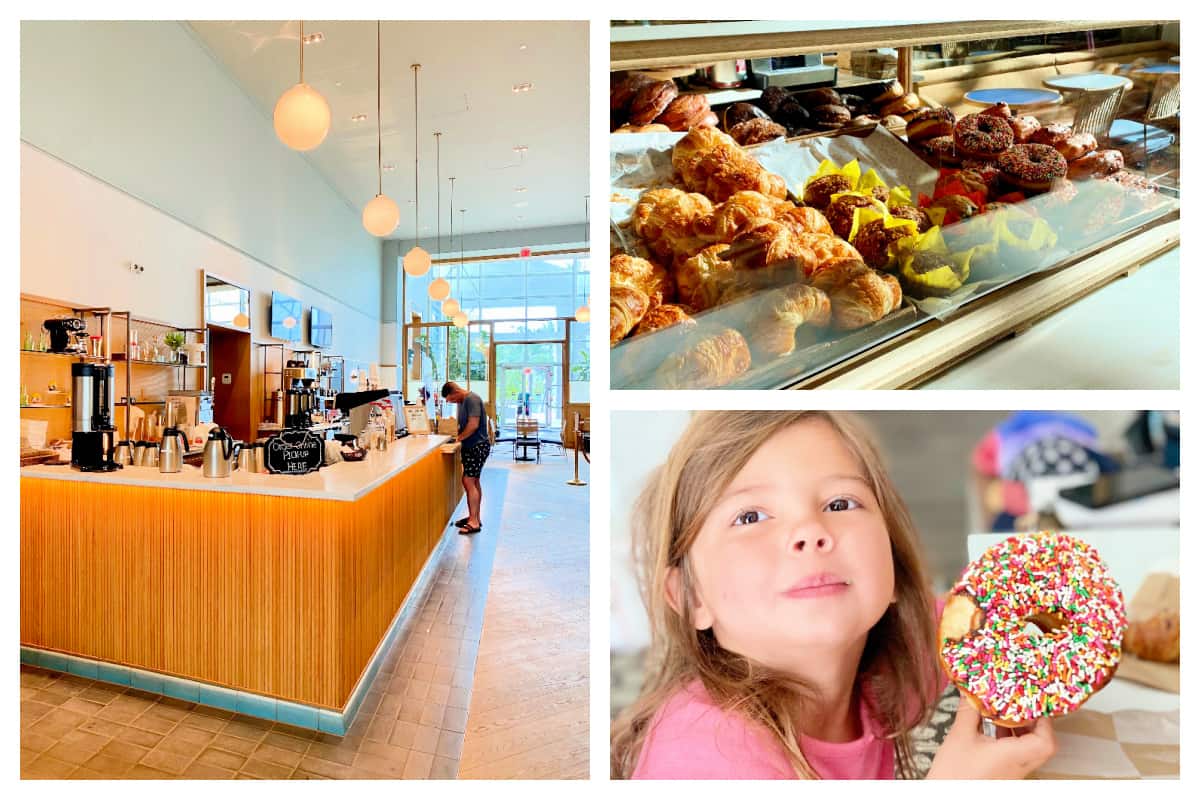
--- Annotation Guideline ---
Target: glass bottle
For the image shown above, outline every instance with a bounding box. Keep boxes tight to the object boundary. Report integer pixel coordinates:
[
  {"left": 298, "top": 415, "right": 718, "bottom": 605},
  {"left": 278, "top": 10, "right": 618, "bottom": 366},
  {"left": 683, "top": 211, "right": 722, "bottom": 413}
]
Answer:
[
  {"left": 21, "top": 384, "right": 29, "bottom": 406},
  {"left": 22, "top": 329, "right": 33, "bottom": 351}
]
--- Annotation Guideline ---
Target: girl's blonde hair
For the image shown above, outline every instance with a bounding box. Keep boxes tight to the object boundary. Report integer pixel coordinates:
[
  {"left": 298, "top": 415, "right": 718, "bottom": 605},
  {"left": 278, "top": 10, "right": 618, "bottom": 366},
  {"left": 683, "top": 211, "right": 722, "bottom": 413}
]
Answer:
[{"left": 611, "top": 411, "right": 936, "bottom": 779}]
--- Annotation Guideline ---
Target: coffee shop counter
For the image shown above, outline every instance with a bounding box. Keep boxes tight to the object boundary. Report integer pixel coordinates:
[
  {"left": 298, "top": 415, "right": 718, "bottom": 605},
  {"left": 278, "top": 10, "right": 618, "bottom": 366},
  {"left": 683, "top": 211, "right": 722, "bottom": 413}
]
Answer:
[{"left": 20, "top": 434, "right": 464, "bottom": 733}]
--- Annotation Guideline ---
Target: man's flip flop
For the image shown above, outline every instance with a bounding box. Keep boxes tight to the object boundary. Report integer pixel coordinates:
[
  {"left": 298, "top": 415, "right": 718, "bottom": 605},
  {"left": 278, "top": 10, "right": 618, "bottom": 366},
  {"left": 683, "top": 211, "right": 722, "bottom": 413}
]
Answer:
[
  {"left": 452, "top": 516, "right": 471, "bottom": 528},
  {"left": 457, "top": 524, "right": 482, "bottom": 535}
]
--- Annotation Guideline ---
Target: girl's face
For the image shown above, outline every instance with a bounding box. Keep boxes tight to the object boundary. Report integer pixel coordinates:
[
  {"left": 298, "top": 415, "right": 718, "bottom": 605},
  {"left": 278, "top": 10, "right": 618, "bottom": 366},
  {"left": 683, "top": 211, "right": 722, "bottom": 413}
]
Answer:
[{"left": 683, "top": 419, "right": 896, "bottom": 670}]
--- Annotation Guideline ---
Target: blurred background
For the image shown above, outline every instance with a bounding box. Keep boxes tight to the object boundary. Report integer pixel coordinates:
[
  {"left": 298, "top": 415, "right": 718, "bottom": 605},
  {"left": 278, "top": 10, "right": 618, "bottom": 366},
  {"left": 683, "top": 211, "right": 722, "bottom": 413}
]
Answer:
[{"left": 610, "top": 410, "right": 1180, "bottom": 734}]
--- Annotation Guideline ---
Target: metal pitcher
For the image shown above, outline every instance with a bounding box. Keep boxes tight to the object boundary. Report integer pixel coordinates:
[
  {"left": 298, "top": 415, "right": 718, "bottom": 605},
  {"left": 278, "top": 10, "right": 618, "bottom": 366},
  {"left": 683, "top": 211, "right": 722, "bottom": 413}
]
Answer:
[
  {"left": 202, "top": 426, "right": 241, "bottom": 478},
  {"left": 159, "top": 426, "right": 189, "bottom": 473},
  {"left": 237, "top": 443, "right": 263, "bottom": 474},
  {"left": 114, "top": 440, "right": 133, "bottom": 466},
  {"left": 132, "top": 441, "right": 148, "bottom": 466}
]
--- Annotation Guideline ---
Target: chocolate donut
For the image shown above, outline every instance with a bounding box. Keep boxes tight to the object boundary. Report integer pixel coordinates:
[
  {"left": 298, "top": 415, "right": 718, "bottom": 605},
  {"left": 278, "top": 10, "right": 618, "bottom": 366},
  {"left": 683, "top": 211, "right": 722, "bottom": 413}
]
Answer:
[
  {"left": 812, "top": 104, "right": 852, "bottom": 129},
  {"left": 803, "top": 174, "right": 854, "bottom": 209},
  {"left": 841, "top": 93, "right": 867, "bottom": 116},
  {"left": 997, "top": 144, "right": 1069, "bottom": 192},
  {"left": 758, "top": 86, "right": 791, "bottom": 117},
  {"left": 611, "top": 72, "right": 658, "bottom": 114},
  {"left": 906, "top": 107, "right": 956, "bottom": 143},
  {"left": 918, "top": 135, "right": 960, "bottom": 167},
  {"left": 953, "top": 113, "right": 1015, "bottom": 160},
  {"left": 796, "top": 87, "right": 842, "bottom": 109},
  {"left": 722, "top": 102, "right": 770, "bottom": 130}
]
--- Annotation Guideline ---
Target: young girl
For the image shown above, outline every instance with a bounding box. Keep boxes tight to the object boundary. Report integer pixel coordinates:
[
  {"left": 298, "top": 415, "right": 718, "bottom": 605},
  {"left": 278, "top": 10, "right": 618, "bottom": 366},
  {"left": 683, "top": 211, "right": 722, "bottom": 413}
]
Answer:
[{"left": 611, "top": 411, "right": 1057, "bottom": 779}]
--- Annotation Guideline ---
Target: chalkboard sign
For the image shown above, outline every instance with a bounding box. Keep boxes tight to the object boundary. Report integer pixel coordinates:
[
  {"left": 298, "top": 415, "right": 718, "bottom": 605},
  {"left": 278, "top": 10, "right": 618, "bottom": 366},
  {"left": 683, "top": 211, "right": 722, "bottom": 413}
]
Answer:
[{"left": 264, "top": 429, "right": 324, "bottom": 475}]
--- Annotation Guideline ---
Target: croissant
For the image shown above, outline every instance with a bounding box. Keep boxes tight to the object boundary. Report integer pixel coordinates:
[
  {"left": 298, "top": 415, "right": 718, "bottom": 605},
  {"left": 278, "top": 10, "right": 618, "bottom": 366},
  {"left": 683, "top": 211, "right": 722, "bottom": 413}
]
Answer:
[
  {"left": 632, "top": 188, "right": 713, "bottom": 264},
  {"left": 631, "top": 304, "right": 697, "bottom": 338},
  {"left": 776, "top": 205, "right": 834, "bottom": 237},
  {"left": 809, "top": 260, "right": 903, "bottom": 330},
  {"left": 611, "top": 253, "right": 673, "bottom": 306},
  {"left": 656, "top": 328, "right": 752, "bottom": 389},
  {"left": 721, "top": 220, "right": 821, "bottom": 277},
  {"left": 671, "top": 126, "right": 788, "bottom": 203},
  {"left": 793, "top": 234, "right": 865, "bottom": 276},
  {"left": 610, "top": 284, "right": 651, "bottom": 346},
  {"left": 739, "top": 284, "right": 832, "bottom": 360},
  {"left": 676, "top": 245, "right": 736, "bottom": 312},
  {"left": 692, "top": 148, "right": 788, "bottom": 203},
  {"left": 694, "top": 191, "right": 785, "bottom": 242}
]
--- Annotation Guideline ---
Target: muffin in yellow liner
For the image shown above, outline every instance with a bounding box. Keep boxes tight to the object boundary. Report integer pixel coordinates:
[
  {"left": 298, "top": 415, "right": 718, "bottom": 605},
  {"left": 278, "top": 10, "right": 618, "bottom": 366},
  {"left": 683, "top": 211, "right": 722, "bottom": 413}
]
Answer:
[
  {"left": 848, "top": 206, "right": 919, "bottom": 270},
  {"left": 895, "top": 226, "right": 973, "bottom": 298}
]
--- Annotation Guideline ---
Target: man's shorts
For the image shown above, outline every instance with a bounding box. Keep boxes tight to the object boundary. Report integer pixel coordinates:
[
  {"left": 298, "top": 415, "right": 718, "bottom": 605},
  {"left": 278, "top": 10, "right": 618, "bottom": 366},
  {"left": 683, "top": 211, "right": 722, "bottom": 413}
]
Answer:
[{"left": 461, "top": 440, "right": 491, "bottom": 478}]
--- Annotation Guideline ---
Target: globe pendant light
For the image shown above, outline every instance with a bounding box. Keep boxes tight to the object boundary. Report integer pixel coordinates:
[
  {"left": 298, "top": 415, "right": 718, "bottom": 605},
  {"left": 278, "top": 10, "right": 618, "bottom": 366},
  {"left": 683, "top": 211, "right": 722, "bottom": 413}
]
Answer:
[
  {"left": 452, "top": 312, "right": 468, "bottom": 328},
  {"left": 402, "top": 64, "right": 432, "bottom": 276},
  {"left": 428, "top": 139, "right": 451, "bottom": 301},
  {"left": 442, "top": 298, "right": 460, "bottom": 316},
  {"left": 274, "top": 21, "right": 331, "bottom": 151},
  {"left": 575, "top": 195, "right": 591, "bottom": 322},
  {"left": 363, "top": 21, "right": 400, "bottom": 237}
]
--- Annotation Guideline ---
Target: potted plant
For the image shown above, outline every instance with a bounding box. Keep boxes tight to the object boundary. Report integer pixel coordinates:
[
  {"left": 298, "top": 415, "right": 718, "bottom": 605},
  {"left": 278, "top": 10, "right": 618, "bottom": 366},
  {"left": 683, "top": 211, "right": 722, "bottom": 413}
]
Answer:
[{"left": 164, "top": 331, "right": 186, "bottom": 363}]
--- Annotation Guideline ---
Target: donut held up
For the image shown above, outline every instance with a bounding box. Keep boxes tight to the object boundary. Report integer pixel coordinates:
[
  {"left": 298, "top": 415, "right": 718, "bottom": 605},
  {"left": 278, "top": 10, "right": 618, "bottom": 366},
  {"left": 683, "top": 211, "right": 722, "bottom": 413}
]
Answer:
[{"left": 938, "top": 531, "right": 1127, "bottom": 728}]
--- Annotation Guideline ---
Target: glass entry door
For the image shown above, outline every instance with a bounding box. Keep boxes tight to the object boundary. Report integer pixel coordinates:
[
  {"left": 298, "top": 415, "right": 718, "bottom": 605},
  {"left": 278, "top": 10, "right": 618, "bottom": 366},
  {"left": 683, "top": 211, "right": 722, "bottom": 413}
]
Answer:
[{"left": 494, "top": 340, "right": 566, "bottom": 436}]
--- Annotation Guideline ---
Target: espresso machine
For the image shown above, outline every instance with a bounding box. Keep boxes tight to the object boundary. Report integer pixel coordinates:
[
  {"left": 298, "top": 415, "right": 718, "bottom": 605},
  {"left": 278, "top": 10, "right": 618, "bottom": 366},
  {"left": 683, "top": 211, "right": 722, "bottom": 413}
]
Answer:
[
  {"left": 71, "top": 362, "right": 121, "bottom": 472},
  {"left": 44, "top": 317, "right": 89, "bottom": 355}
]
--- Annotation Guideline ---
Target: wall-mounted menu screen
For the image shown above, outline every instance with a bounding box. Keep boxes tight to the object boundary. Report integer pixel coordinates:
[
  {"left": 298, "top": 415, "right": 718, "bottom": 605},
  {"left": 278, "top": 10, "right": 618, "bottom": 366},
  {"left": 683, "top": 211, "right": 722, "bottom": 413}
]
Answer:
[
  {"left": 310, "top": 307, "right": 333, "bottom": 348},
  {"left": 270, "top": 291, "right": 302, "bottom": 342}
]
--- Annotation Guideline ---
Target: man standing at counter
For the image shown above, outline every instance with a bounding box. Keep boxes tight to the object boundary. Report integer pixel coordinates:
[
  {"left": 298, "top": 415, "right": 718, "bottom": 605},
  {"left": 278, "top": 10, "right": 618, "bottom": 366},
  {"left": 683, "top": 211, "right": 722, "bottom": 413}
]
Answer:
[{"left": 442, "top": 381, "right": 489, "bottom": 534}]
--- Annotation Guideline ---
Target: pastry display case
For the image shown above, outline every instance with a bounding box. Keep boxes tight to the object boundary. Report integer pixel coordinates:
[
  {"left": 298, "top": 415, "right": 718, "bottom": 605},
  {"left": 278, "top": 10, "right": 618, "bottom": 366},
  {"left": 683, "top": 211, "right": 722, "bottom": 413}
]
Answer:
[{"left": 609, "top": 20, "right": 1179, "bottom": 389}]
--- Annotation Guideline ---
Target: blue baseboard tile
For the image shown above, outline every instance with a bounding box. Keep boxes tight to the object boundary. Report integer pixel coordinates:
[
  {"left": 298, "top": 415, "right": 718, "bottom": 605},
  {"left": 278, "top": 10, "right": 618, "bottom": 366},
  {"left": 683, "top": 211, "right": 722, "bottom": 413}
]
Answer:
[
  {"left": 234, "top": 691, "right": 278, "bottom": 721},
  {"left": 65, "top": 655, "right": 100, "bottom": 679},
  {"left": 276, "top": 700, "right": 320, "bottom": 731},
  {"left": 39, "top": 651, "right": 70, "bottom": 674},
  {"left": 317, "top": 708, "right": 346, "bottom": 736},
  {"left": 19, "top": 647, "right": 39, "bottom": 667},
  {"left": 161, "top": 675, "right": 200, "bottom": 703},
  {"left": 129, "top": 668, "right": 164, "bottom": 694},
  {"left": 96, "top": 661, "right": 133, "bottom": 688},
  {"left": 197, "top": 684, "right": 239, "bottom": 713}
]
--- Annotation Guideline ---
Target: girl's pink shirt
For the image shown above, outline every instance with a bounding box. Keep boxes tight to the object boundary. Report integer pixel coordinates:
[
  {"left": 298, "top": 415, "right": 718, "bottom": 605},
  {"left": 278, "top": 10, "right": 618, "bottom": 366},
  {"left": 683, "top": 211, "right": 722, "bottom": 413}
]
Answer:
[{"left": 631, "top": 598, "right": 947, "bottom": 780}]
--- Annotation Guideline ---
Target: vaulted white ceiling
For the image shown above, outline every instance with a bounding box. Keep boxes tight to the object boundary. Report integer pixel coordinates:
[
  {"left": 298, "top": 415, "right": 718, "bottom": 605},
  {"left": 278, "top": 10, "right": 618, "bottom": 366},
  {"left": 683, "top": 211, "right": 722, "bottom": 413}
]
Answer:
[{"left": 186, "top": 20, "right": 589, "bottom": 244}]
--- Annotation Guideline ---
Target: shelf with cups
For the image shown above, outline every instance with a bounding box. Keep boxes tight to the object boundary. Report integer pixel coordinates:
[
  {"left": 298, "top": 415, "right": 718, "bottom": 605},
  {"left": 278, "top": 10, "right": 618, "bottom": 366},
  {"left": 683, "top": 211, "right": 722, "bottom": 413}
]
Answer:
[
  {"left": 110, "top": 312, "right": 210, "bottom": 440},
  {"left": 21, "top": 404, "right": 71, "bottom": 409}
]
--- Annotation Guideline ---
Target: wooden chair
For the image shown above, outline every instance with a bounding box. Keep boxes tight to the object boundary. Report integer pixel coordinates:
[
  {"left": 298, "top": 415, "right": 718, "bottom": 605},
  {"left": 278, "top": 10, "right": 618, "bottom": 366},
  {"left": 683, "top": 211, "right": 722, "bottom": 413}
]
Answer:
[{"left": 514, "top": 416, "right": 541, "bottom": 463}]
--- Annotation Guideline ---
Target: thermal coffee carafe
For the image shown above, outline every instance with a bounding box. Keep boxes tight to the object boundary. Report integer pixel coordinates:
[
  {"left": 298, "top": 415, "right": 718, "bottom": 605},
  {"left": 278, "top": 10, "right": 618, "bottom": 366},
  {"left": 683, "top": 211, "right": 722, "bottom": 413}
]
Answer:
[
  {"left": 202, "top": 426, "right": 241, "bottom": 478},
  {"left": 159, "top": 426, "right": 189, "bottom": 473},
  {"left": 285, "top": 381, "right": 317, "bottom": 428},
  {"left": 71, "top": 362, "right": 121, "bottom": 472}
]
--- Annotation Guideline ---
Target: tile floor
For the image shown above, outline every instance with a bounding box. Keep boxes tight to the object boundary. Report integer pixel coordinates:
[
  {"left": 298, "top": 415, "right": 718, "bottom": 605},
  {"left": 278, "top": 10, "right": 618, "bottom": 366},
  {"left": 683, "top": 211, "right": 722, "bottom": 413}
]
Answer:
[{"left": 21, "top": 446, "right": 588, "bottom": 779}]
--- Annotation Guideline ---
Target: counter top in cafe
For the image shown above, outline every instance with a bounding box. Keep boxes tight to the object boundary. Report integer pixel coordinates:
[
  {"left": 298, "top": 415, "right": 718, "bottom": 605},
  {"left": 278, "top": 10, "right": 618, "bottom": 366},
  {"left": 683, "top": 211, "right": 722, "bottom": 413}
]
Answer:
[{"left": 20, "top": 434, "right": 456, "bottom": 502}]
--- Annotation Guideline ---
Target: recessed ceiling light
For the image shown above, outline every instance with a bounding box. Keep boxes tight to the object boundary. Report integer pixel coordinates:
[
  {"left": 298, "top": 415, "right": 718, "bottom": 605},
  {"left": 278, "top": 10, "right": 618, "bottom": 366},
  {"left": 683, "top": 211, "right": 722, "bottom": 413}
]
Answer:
[
  {"left": 334, "top": 80, "right": 343, "bottom": 87},
  {"left": 351, "top": 114, "right": 367, "bottom": 122},
  {"left": 513, "top": 145, "right": 528, "bottom": 154},
  {"left": 516, "top": 215, "right": 525, "bottom": 221},
  {"left": 302, "top": 32, "right": 325, "bottom": 45},
  {"left": 512, "top": 82, "right": 533, "bottom": 93},
  {"left": 514, "top": 186, "right": 527, "bottom": 193},
  {"left": 519, "top": 44, "right": 527, "bottom": 51},
  {"left": 383, "top": 163, "right": 396, "bottom": 171},
  {"left": 514, "top": 201, "right": 529, "bottom": 208}
]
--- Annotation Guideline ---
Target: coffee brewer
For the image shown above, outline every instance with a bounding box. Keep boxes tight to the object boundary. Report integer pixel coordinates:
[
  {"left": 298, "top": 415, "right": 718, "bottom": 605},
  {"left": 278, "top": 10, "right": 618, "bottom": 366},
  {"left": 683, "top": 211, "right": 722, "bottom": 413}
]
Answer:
[
  {"left": 71, "top": 362, "right": 121, "bottom": 472},
  {"left": 44, "top": 317, "right": 88, "bottom": 355},
  {"left": 285, "top": 380, "right": 317, "bottom": 428}
]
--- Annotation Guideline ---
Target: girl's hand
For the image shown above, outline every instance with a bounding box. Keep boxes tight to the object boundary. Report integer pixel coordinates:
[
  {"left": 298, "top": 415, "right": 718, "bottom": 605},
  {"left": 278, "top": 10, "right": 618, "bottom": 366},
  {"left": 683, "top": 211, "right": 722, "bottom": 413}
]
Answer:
[{"left": 927, "top": 701, "right": 1058, "bottom": 779}]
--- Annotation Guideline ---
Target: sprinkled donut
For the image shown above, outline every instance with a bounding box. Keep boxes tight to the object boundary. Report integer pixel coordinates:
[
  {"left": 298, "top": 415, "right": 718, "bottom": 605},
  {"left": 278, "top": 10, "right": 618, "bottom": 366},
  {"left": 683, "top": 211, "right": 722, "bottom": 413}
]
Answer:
[
  {"left": 953, "top": 113, "right": 1015, "bottom": 160},
  {"left": 939, "top": 531, "right": 1127, "bottom": 726},
  {"left": 997, "top": 144, "right": 1068, "bottom": 193}
]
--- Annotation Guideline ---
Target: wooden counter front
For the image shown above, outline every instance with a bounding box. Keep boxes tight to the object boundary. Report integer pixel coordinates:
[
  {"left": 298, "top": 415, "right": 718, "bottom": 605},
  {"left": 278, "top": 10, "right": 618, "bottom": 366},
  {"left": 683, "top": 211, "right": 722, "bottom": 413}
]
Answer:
[{"left": 20, "top": 440, "right": 463, "bottom": 710}]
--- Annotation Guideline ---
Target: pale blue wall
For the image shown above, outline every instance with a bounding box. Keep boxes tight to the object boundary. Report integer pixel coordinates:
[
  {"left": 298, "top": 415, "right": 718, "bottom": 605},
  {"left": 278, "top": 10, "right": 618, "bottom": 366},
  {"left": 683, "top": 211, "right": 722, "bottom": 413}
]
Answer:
[{"left": 20, "top": 21, "right": 381, "bottom": 315}]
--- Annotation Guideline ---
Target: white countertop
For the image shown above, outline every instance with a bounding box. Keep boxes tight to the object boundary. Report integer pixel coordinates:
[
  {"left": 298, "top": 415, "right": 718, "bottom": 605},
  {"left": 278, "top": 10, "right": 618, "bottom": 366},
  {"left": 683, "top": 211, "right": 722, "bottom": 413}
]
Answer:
[
  {"left": 923, "top": 248, "right": 1179, "bottom": 389},
  {"left": 20, "top": 434, "right": 454, "bottom": 502}
]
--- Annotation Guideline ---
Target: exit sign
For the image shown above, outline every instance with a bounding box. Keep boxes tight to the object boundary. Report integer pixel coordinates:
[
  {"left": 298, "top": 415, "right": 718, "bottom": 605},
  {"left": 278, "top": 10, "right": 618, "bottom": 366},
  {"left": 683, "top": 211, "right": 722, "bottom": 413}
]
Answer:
[{"left": 520, "top": 247, "right": 531, "bottom": 257}]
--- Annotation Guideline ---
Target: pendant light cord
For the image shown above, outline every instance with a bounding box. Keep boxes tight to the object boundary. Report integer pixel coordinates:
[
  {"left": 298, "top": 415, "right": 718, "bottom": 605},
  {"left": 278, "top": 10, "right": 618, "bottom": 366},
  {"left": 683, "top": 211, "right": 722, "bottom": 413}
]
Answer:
[
  {"left": 376, "top": 22, "right": 382, "bottom": 196},
  {"left": 299, "top": 21, "right": 305, "bottom": 83},
  {"left": 449, "top": 178, "right": 456, "bottom": 289},
  {"left": 435, "top": 133, "right": 442, "bottom": 264},
  {"left": 412, "top": 64, "right": 421, "bottom": 247}
]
